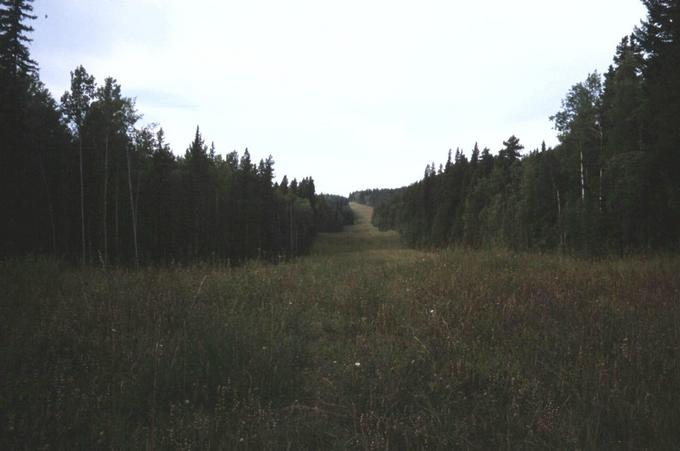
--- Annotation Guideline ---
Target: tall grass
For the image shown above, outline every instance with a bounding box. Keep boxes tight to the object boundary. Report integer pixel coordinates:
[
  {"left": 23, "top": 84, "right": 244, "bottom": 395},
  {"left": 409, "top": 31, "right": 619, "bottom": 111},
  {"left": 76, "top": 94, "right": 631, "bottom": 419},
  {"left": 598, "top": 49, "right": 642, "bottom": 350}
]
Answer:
[{"left": 2, "top": 204, "right": 679, "bottom": 449}]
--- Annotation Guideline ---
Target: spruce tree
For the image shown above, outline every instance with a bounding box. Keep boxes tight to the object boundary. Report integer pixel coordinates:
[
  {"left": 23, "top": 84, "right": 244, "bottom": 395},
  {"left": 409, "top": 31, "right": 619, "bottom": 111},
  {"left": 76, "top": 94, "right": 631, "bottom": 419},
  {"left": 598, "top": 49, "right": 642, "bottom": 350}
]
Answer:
[
  {"left": 499, "top": 135, "right": 524, "bottom": 161},
  {"left": 602, "top": 36, "right": 644, "bottom": 158},
  {"left": 0, "top": 0, "right": 36, "bottom": 136},
  {"left": 636, "top": 0, "right": 680, "bottom": 245},
  {"left": 0, "top": 0, "right": 36, "bottom": 255},
  {"left": 0, "top": 0, "right": 37, "bottom": 79},
  {"left": 470, "top": 142, "right": 480, "bottom": 165}
]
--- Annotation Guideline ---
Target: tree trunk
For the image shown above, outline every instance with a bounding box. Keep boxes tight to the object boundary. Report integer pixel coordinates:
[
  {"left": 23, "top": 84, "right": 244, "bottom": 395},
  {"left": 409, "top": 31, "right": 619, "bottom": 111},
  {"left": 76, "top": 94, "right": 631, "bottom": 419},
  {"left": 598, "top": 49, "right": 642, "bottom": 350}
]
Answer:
[
  {"left": 579, "top": 146, "right": 585, "bottom": 203},
  {"left": 289, "top": 200, "right": 294, "bottom": 257},
  {"left": 597, "top": 125, "right": 604, "bottom": 213},
  {"left": 79, "top": 136, "right": 86, "bottom": 264},
  {"left": 38, "top": 146, "right": 57, "bottom": 255},
  {"left": 135, "top": 168, "right": 141, "bottom": 223},
  {"left": 115, "top": 162, "right": 120, "bottom": 261},
  {"left": 156, "top": 185, "right": 162, "bottom": 261},
  {"left": 215, "top": 190, "right": 219, "bottom": 257},
  {"left": 556, "top": 187, "right": 564, "bottom": 251},
  {"left": 103, "top": 133, "right": 109, "bottom": 268},
  {"left": 599, "top": 168, "right": 603, "bottom": 213},
  {"left": 126, "top": 144, "right": 139, "bottom": 268}
]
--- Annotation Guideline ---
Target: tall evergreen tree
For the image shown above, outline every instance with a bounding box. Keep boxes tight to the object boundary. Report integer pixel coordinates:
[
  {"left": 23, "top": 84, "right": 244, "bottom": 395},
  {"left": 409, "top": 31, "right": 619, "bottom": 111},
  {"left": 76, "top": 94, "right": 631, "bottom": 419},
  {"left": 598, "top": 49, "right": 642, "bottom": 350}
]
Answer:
[
  {"left": 184, "top": 126, "right": 211, "bottom": 257},
  {"left": 499, "top": 135, "right": 524, "bottom": 162},
  {"left": 0, "top": 0, "right": 36, "bottom": 125},
  {"left": 636, "top": 0, "right": 680, "bottom": 246},
  {"left": 0, "top": 0, "right": 36, "bottom": 254},
  {"left": 146, "top": 128, "right": 176, "bottom": 260},
  {"left": 602, "top": 36, "right": 644, "bottom": 158},
  {"left": 0, "top": 0, "right": 36, "bottom": 79}
]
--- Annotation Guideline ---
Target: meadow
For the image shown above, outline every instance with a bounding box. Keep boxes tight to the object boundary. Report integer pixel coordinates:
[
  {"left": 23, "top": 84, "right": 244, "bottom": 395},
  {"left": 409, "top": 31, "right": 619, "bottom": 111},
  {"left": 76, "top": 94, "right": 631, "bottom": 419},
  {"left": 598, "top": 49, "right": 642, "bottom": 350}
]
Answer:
[{"left": 2, "top": 203, "right": 680, "bottom": 449}]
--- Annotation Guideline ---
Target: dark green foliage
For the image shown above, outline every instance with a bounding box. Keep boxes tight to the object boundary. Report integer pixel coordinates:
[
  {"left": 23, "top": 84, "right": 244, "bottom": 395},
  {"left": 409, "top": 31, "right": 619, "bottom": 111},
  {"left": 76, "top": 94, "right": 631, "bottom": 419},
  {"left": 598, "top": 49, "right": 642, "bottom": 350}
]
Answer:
[
  {"left": 499, "top": 135, "right": 524, "bottom": 162},
  {"left": 0, "top": 6, "right": 340, "bottom": 264},
  {"left": 315, "top": 194, "right": 355, "bottom": 232},
  {"left": 635, "top": 0, "right": 680, "bottom": 246},
  {"left": 63, "top": 77, "right": 326, "bottom": 264},
  {"left": 349, "top": 187, "right": 406, "bottom": 231},
  {"left": 369, "top": 1, "right": 680, "bottom": 255},
  {"left": 0, "top": 0, "right": 70, "bottom": 257},
  {"left": 349, "top": 187, "right": 404, "bottom": 208},
  {"left": 0, "top": 0, "right": 36, "bottom": 78},
  {"left": 123, "top": 127, "right": 325, "bottom": 263},
  {"left": 602, "top": 152, "right": 651, "bottom": 252}
]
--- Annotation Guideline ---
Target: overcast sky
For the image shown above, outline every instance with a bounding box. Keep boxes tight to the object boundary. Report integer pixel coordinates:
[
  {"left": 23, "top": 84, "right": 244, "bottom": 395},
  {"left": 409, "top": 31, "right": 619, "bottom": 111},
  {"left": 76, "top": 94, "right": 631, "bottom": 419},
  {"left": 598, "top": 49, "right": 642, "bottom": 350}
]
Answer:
[{"left": 31, "top": 0, "right": 647, "bottom": 195}]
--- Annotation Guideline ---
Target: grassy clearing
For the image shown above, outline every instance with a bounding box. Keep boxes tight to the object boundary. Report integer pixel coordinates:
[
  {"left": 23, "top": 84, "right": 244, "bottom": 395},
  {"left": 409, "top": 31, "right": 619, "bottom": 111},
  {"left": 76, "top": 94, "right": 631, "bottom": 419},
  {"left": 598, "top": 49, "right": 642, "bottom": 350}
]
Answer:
[{"left": 2, "top": 203, "right": 680, "bottom": 449}]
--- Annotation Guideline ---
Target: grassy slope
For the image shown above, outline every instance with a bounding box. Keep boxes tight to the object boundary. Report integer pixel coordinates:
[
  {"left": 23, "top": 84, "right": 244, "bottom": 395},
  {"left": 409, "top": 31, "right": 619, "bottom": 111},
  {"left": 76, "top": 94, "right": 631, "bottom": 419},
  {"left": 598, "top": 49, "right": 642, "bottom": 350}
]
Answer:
[{"left": 2, "top": 203, "right": 680, "bottom": 449}]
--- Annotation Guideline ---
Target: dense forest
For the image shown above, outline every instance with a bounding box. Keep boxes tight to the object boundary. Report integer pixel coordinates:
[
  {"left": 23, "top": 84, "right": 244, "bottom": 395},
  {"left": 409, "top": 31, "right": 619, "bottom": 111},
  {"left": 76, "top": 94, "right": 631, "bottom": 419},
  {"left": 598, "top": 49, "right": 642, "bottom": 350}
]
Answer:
[
  {"left": 0, "top": 0, "right": 350, "bottom": 265},
  {"left": 315, "top": 194, "right": 355, "bottom": 233},
  {"left": 349, "top": 188, "right": 404, "bottom": 211},
  {"left": 356, "top": 1, "right": 680, "bottom": 256}
]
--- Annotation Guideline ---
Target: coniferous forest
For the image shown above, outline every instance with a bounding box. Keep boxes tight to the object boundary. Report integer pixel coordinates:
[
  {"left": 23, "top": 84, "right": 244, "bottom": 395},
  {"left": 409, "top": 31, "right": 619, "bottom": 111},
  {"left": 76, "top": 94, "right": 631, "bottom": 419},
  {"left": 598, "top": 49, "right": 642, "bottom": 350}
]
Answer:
[
  {"left": 0, "top": 0, "right": 351, "bottom": 266},
  {"left": 2, "top": 0, "right": 679, "bottom": 262},
  {"left": 353, "top": 3, "right": 680, "bottom": 256},
  {"left": 3, "top": 1, "right": 680, "bottom": 449}
]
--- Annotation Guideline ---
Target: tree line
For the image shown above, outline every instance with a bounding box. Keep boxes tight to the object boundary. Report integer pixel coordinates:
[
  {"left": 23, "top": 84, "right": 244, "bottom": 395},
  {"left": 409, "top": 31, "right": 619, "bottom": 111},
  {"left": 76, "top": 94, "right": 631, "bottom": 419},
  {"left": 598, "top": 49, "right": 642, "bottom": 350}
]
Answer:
[
  {"left": 355, "top": 1, "right": 680, "bottom": 256},
  {"left": 0, "top": 0, "right": 350, "bottom": 265},
  {"left": 316, "top": 194, "right": 354, "bottom": 233},
  {"left": 349, "top": 188, "right": 403, "bottom": 211}
]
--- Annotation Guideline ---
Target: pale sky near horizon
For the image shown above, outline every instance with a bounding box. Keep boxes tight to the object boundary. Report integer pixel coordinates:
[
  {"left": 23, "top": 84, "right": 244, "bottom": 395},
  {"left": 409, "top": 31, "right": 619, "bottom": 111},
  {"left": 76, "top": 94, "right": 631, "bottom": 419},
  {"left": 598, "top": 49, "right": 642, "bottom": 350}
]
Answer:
[{"left": 31, "top": 0, "right": 647, "bottom": 195}]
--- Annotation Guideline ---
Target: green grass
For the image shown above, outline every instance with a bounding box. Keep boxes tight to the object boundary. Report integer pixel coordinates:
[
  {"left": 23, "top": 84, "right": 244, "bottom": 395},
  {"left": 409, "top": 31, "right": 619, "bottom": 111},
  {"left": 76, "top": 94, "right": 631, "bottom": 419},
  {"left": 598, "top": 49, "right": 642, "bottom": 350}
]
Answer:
[{"left": 2, "top": 203, "right": 680, "bottom": 449}]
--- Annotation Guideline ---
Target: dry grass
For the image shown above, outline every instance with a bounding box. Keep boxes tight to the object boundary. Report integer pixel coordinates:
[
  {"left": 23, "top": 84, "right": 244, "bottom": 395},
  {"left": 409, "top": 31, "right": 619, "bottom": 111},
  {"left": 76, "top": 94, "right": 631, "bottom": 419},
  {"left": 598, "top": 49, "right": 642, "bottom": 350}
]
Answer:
[{"left": 2, "top": 203, "right": 680, "bottom": 449}]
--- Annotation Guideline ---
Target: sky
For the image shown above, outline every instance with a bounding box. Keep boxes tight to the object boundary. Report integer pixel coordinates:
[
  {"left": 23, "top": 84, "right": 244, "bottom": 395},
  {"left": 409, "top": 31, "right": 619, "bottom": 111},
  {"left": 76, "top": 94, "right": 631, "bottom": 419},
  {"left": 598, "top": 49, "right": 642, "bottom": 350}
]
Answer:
[{"left": 31, "top": 0, "right": 648, "bottom": 195}]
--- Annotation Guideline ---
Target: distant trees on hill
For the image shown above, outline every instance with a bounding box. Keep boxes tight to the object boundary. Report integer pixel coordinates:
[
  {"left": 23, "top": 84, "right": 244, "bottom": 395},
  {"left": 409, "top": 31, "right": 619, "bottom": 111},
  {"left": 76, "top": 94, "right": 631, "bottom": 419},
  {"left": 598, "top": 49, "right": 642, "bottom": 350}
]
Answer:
[
  {"left": 349, "top": 188, "right": 405, "bottom": 231},
  {"left": 358, "top": 1, "right": 680, "bottom": 255},
  {"left": 316, "top": 195, "right": 354, "bottom": 232},
  {"left": 0, "top": 0, "right": 350, "bottom": 264},
  {"left": 349, "top": 188, "right": 403, "bottom": 209}
]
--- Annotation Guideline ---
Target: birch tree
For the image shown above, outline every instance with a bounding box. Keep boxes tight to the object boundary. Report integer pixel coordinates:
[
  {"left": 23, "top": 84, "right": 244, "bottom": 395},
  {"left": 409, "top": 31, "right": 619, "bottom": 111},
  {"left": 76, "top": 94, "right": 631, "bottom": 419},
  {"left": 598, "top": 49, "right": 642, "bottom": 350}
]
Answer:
[
  {"left": 551, "top": 72, "right": 603, "bottom": 204},
  {"left": 61, "top": 66, "right": 95, "bottom": 264}
]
